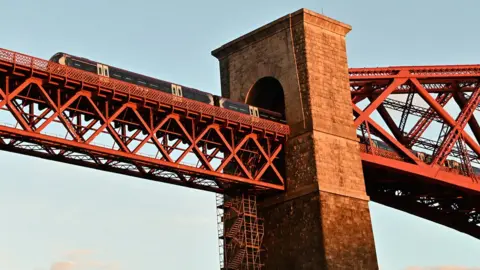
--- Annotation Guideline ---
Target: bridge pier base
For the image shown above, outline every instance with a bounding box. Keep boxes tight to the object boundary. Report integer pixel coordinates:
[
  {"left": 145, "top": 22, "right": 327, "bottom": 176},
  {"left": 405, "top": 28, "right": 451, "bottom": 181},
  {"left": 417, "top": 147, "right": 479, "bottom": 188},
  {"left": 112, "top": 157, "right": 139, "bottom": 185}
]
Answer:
[
  {"left": 258, "top": 185, "right": 377, "bottom": 269},
  {"left": 212, "top": 8, "right": 379, "bottom": 269}
]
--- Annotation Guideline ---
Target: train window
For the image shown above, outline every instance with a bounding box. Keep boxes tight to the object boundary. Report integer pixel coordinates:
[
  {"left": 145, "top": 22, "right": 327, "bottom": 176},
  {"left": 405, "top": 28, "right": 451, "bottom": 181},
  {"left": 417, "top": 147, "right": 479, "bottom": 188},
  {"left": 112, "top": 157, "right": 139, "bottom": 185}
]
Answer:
[
  {"left": 86, "top": 64, "right": 96, "bottom": 73},
  {"left": 71, "top": 59, "right": 96, "bottom": 73}
]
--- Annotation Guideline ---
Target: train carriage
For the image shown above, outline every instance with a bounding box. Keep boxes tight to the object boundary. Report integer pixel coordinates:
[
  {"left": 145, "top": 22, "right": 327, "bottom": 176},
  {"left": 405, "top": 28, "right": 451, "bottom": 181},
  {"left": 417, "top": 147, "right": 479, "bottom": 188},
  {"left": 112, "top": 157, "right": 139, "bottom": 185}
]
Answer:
[{"left": 49, "top": 52, "right": 286, "bottom": 124}]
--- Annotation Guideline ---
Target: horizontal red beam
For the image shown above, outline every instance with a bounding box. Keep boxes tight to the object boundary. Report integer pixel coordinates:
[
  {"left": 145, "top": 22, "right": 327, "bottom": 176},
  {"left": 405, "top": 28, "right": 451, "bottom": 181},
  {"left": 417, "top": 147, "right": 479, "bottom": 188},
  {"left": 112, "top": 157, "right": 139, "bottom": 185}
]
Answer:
[
  {"left": 349, "top": 64, "right": 480, "bottom": 80},
  {"left": 0, "top": 124, "right": 283, "bottom": 190},
  {"left": 360, "top": 151, "right": 480, "bottom": 193}
]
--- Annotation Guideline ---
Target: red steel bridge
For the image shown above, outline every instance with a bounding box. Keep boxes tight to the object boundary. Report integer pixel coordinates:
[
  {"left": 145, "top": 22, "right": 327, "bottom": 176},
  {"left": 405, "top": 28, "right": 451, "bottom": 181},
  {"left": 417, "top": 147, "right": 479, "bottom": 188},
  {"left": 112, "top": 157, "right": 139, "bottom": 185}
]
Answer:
[
  {"left": 0, "top": 48, "right": 479, "bottom": 268},
  {"left": 350, "top": 65, "right": 480, "bottom": 240}
]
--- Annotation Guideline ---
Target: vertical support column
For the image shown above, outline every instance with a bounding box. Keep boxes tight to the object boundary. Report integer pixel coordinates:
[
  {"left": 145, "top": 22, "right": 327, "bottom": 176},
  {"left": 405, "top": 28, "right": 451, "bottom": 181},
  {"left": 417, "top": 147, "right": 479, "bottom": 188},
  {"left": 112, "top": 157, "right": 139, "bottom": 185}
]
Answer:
[{"left": 212, "top": 8, "right": 379, "bottom": 269}]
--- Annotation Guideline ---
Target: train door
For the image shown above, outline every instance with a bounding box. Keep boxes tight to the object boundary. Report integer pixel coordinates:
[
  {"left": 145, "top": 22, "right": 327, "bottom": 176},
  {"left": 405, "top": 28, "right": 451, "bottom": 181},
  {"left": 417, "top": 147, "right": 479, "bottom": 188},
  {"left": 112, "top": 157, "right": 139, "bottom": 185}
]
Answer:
[
  {"left": 171, "top": 84, "right": 183, "bottom": 97},
  {"left": 249, "top": 106, "right": 259, "bottom": 118},
  {"left": 96, "top": 63, "right": 110, "bottom": 77},
  {"left": 104, "top": 65, "right": 109, "bottom": 77}
]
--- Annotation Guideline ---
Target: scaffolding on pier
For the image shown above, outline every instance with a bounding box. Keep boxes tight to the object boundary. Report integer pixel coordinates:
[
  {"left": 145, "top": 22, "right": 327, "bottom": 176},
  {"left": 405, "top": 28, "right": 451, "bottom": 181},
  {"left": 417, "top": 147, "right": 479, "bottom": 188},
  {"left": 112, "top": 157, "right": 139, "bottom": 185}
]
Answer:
[{"left": 216, "top": 193, "right": 264, "bottom": 270}]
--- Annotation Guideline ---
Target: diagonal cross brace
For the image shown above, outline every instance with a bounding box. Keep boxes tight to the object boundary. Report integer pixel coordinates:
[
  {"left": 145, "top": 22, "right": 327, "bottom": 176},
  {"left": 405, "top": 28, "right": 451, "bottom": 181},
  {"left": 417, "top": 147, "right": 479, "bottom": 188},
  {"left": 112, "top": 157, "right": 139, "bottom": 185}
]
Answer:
[
  {"left": 431, "top": 86, "right": 480, "bottom": 165},
  {"left": 407, "top": 92, "right": 452, "bottom": 147},
  {"left": 410, "top": 78, "right": 480, "bottom": 161},
  {"left": 353, "top": 77, "right": 408, "bottom": 128},
  {"left": 353, "top": 103, "right": 424, "bottom": 165}
]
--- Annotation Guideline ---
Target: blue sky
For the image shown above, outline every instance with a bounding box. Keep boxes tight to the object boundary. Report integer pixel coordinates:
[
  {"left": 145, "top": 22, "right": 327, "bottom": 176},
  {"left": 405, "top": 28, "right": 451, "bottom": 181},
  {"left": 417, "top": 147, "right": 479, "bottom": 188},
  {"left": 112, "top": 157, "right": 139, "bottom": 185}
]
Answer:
[{"left": 0, "top": 0, "right": 479, "bottom": 269}]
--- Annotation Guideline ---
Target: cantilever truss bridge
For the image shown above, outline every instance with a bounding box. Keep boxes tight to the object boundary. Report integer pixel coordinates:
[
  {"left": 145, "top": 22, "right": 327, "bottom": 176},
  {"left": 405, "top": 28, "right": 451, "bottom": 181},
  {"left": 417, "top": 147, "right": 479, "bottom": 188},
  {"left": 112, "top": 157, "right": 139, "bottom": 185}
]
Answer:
[
  {"left": 351, "top": 65, "right": 480, "bottom": 240},
  {"left": 0, "top": 48, "right": 479, "bottom": 269},
  {"left": 0, "top": 48, "right": 289, "bottom": 195}
]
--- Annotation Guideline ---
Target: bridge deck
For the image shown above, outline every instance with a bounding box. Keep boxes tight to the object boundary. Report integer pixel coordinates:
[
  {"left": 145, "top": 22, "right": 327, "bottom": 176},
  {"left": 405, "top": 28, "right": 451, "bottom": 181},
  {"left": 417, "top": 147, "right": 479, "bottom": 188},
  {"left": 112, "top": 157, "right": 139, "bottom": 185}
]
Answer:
[{"left": 0, "top": 48, "right": 289, "bottom": 192}]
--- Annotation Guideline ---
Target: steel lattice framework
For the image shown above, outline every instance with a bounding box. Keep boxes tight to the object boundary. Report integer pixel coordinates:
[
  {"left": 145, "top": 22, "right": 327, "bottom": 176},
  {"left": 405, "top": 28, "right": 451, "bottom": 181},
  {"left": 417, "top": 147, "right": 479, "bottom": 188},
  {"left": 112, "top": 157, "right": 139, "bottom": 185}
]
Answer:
[
  {"left": 0, "top": 48, "right": 289, "bottom": 194},
  {"left": 350, "top": 65, "right": 480, "bottom": 238},
  {"left": 0, "top": 45, "right": 479, "bottom": 257}
]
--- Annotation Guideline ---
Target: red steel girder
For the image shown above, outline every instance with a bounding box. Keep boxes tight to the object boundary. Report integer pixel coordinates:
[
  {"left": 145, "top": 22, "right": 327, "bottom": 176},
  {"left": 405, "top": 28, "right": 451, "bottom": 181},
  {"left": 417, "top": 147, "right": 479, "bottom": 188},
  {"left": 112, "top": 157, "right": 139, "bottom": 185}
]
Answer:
[
  {"left": 430, "top": 83, "right": 480, "bottom": 166},
  {"left": 0, "top": 48, "right": 289, "bottom": 193},
  {"left": 363, "top": 164, "right": 480, "bottom": 239},
  {"left": 350, "top": 65, "right": 480, "bottom": 96},
  {"left": 350, "top": 64, "right": 480, "bottom": 80},
  {"left": 378, "top": 96, "right": 480, "bottom": 161},
  {"left": 351, "top": 63, "right": 480, "bottom": 237},
  {"left": 453, "top": 92, "right": 480, "bottom": 147},
  {"left": 410, "top": 78, "right": 480, "bottom": 159},
  {"left": 359, "top": 149, "right": 480, "bottom": 192},
  {"left": 350, "top": 64, "right": 480, "bottom": 194},
  {"left": 406, "top": 93, "right": 453, "bottom": 147}
]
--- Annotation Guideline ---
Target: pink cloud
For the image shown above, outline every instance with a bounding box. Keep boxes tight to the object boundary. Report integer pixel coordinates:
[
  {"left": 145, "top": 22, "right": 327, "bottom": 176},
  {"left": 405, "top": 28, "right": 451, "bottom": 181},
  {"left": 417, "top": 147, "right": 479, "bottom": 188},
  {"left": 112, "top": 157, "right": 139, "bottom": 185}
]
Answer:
[
  {"left": 63, "top": 249, "right": 95, "bottom": 261},
  {"left": 48, "top": 250, "right": 120, "bottom": 270},
  {"left": 50, "top": 261, "right": 75, "bottom": 270}
]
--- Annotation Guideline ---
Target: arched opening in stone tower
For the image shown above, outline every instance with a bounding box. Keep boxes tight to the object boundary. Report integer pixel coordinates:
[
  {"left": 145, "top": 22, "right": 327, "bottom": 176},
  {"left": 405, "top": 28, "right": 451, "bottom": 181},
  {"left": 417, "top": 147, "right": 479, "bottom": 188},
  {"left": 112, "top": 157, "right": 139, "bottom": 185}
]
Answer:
[
  {"left": 244, "top": 76, "right": 286, "bottom": 188},
  {"left": 245, "top": 77, "right": 286, "bottom": 118}
]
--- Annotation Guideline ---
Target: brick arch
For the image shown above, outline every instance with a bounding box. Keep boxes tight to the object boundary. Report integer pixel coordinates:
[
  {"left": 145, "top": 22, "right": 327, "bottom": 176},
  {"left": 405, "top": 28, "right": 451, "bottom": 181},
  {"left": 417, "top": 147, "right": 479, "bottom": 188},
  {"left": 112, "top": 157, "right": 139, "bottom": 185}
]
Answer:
[{"left": 245, "top": 76, "right": 286, "bottom": 116}]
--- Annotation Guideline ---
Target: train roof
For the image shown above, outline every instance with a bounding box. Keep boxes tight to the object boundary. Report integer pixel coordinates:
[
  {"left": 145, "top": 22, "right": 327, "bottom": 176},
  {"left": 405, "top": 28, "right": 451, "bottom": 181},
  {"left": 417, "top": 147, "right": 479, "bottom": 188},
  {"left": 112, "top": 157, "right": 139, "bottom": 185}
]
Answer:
[
  {"left": 49, "top": 52, "right": 66, "bottom": 61},
  {"left": 60, "top": 52, "right": 209, "bottom": 95}
]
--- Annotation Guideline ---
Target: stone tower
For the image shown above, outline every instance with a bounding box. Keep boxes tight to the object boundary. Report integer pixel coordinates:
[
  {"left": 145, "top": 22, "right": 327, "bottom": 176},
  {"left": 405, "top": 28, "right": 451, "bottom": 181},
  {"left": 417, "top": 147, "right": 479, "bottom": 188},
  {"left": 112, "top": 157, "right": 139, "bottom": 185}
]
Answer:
[{"left": 212, "top": 8, "right": 379, "bottom": 269}]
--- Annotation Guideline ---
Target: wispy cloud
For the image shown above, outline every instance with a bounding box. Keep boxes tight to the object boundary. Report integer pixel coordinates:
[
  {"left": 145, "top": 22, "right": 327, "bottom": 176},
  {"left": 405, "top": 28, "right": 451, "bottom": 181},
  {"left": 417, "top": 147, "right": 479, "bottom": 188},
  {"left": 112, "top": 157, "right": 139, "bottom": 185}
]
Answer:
[
  {"left": 50, "top": 261, "right": 75, "bottom": 270},
  {"left": 63, "top": 249, "right": 95, "bottom": 261},
  {"left": 48, "top": 249, "right": 120, "bottom": 270}
]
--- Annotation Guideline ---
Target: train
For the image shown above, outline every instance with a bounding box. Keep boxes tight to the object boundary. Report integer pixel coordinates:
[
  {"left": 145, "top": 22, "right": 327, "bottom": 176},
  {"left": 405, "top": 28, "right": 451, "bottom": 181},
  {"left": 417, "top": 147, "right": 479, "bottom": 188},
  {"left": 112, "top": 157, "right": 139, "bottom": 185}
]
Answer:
[
  {"left": 52, "top": 51, "right": 478, "bottom": 175},
  {"left": 48, "top": 52, "right": 286, "bottom": 124},
  {"left": 358, "top": 135, "right": 480, "bottom": 175}
]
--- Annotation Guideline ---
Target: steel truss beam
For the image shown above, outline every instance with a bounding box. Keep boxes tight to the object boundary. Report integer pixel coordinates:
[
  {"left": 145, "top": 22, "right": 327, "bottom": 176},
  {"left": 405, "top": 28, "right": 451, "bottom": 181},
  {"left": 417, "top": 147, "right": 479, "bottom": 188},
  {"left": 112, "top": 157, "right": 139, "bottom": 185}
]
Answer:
[
  {"left": 351, "top": 66, "right": 480, "bottom": 182},
  {"left": 364, "top": 164, "right": 480, "bottom": 239},
  {"left": 0, "top": 48, "right": 289, "bottom": 193},
  {"left": 351, "top": 64, "right": 480, "bottom": 239},
  {"left": 0, "top": 47, "right": 479, "bottom": 242}
]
